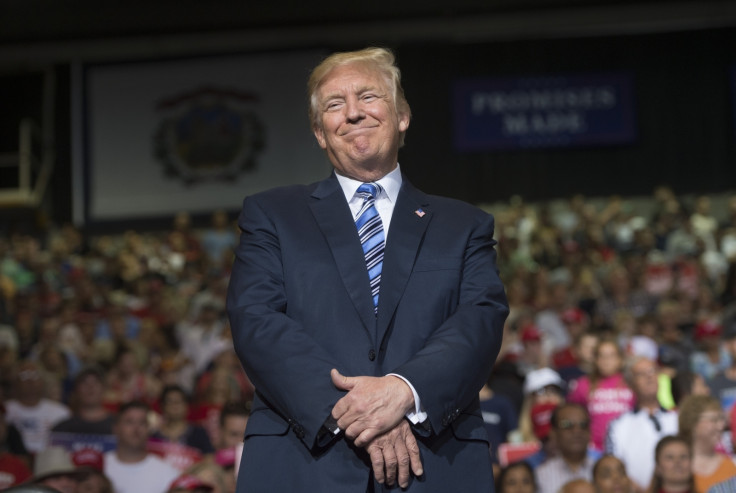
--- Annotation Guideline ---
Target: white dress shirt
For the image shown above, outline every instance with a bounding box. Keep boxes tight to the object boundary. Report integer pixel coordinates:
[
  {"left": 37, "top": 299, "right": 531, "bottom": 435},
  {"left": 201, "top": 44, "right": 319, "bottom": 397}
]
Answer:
[{"left": 335, "top": 164, "right": 427, "bottom": 425}]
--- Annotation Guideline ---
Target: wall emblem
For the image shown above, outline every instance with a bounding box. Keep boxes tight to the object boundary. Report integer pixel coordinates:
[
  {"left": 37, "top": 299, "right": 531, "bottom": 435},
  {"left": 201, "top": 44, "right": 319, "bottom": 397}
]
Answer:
[{"left": 154, "top": 86, "right": 265, "bottom": 184}]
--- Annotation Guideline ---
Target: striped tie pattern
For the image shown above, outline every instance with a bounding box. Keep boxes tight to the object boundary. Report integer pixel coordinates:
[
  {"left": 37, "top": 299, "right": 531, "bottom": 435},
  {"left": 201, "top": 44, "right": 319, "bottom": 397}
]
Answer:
[{"left": 355, "top": 183, "right": 385, "bottom": 314}]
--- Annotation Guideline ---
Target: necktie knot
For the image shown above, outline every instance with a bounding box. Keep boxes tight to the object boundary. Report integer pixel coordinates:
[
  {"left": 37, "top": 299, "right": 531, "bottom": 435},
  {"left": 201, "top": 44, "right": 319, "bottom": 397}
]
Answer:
[{"left": 357, "top": 183, "right": 381, "bottom": 200}]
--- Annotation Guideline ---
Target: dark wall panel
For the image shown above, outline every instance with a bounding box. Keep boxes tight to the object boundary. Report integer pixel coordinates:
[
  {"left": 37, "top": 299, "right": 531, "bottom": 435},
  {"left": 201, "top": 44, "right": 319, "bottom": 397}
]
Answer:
[{"left": 395, "top": 27, "right": 736, "bottom": 204}]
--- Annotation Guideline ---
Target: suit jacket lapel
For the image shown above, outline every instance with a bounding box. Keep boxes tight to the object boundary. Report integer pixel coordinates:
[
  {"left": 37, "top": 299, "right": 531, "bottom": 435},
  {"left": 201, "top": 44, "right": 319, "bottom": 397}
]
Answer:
[
  {"left": 376, "top": 180, "right": 431, "bottom": 346},
  {"left": 309, "top": 175, "right": 377, "bottom": 334}
]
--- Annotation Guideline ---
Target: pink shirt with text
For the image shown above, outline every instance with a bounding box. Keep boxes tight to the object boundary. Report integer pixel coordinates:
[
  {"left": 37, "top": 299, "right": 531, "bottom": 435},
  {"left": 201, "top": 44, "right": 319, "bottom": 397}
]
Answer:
[{"left": 567, "top": 373, "right": 634, "bottom": 451}]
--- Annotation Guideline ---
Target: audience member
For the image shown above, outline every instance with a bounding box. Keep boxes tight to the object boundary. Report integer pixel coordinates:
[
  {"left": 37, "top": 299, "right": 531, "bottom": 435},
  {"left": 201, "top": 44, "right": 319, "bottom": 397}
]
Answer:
[
  {"left": 480, "top": 376, "right": 518, "bottom": 470},
  {"left": 594, "top": 266, "right": 656, "bottom": 327},
  {"left": 51, "top": 366, "right": 115, "bottom": 436},
  {"left": 552, "top": 308, "right": 590, "bottom": 369},
  {"left": 649, "top": 435, "right": 694, "bottom": 493},
  {"left": 150, "top": 385, "right": 214, "bottom": 456},
  {"left": 199, "top": 210, "right": 237, "bottom": 270},
  {"left": 678, "top": 395, "right": 736, "bottom": 493},
  {"left": 656, "top": 301, "right": 692, "bottom": 377},
  {"left": 515, "top": 368, "right": 566, "bottom": 468},
  {"left": 671, "top": 372, "right": 711, "bottom": 408},
  {"left": 103, "top": 345, "right": 160, "bottom": 409},
  {"left": 176, "top": 299, "right": 230, "bottom": 378},
  {"left": 167, "top": 474, "right": 214, "bottom": 493},
  {"left": 216, "top": 401, "right": 249, "bottom": 451},
  {"left": 592, "top": 455, "right": 632, "bottom": 493},
  {"left": 32, "top": 446, "right": 87, "bottom": 493},
  {"left": 535, "top": 281, "right": 574, "bottom": 356},
  {"left": 690, "top": 321, "right": 730, "bottom": 381},
  {"left": 705, "top": 320, "right": 736, "bottom": 414},
  {"left": 181, "top": 462, "right": 226, "bottom": 493},
  {"left": 497, "top": 461, "right": 537, "bottom": 493},
  {"left": 104, "top": 401, "right": 180, "bottom": 493},
  {"left": 567, "top": 338, "right": 634, "bottom": 451},
  {"left": 0, "top": 400, "right": 29, "bottom": 457},
  {"left": 535, "top": 403, "right": 596, "bottom": 493},
  {"left": 28, "top": 446, "right": 110, "bottom": 493},
  {"left": 4, "top": 359, "right": 70, "bottom": 453},
  {"left": 0, "top": 403, "right": 32, "bottom": 488},
  {"left": 3, "top": 188, "right": 736, "bottom": 493},
  {"left": 558, "top": 331, "right": 599, "bottom": 384},
  {"left": 606, "top": 356, "right": 679, "bottom": 492},
  {"left": 212, "top": 400, "right": 249, "bottom": 493},
  {"left": 517, "top": 324, "right": 549, "bottom": 376},
  {"left": 559, "top": 478, "right": 596, "bottom": 493}
]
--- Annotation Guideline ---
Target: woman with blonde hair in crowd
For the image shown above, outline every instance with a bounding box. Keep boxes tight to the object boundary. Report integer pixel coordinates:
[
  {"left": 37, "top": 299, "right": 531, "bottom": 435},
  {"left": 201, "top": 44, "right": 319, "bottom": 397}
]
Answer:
[
  {"left": 648, "top": 435, "right": 694, "bottom": 493},
  {"left": 568, "top": 337, "right": 634, "bottom": 451},
  {"left": 677, "top": 395, "right": 736, "bottom": 493},
  {"left": 512, "top": 368, "right": 566, "bottom": 467}
]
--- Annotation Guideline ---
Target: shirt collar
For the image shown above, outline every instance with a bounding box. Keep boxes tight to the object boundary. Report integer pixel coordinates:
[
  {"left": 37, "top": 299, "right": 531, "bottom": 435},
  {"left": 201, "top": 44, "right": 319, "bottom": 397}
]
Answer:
[{"left": 335, "top": 164, "right": 402, "bottom": 205}]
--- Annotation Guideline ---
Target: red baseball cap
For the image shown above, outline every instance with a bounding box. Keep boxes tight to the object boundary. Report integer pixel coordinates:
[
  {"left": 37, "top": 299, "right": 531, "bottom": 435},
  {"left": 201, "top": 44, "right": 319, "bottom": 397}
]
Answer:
[
  {"left": 561, "top": 307, "right": 585, "bottom": 324},
  {"left": 71, "top": 448, "right": 104, "bottom": 471},
  {"left": 520, "top": 325, "right": 542, "bottom": 343},
  {"left": 168, "top": 475, "right": 214, "bottom": 492},
  {"left": 695, "top": 320, "right": 722, "bottom": 340}
]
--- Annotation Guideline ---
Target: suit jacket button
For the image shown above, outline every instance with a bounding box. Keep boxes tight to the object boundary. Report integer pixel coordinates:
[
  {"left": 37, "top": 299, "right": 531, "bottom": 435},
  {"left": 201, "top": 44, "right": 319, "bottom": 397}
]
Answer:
[{"left": 368, "top": 349, "right": 376, "bottom": 361}]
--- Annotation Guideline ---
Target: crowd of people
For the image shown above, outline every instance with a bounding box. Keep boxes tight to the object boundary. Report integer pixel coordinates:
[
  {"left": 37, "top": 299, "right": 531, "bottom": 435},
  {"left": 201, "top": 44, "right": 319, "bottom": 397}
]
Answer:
[
  {"left": 0, "top": 184, "right": 735, "bottom": 493},
  {"left": 0, "top": 210, "right": 250, "bottom": 493},
  {"left": 483, "top": 186, "right": 736, "bottom": 493}
]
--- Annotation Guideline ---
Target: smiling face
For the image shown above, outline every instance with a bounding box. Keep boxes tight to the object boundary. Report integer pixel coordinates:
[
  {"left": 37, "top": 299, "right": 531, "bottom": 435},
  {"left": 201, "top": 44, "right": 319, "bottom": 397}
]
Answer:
[{"left": 312, "top": 62, "right": 410, "bottom": 183}]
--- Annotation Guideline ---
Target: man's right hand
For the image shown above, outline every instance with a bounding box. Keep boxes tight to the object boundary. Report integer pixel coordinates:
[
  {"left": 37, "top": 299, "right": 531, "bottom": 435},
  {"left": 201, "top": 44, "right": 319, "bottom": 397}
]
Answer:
[{"left": 365, "top": 419, "right": 423, "bottom": 489}]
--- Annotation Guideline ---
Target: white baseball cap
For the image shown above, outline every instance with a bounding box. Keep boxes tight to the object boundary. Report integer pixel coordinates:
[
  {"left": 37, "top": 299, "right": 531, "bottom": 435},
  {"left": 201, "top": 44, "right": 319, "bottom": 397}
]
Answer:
[{"left": 523, "top": 367, "right": 565, "bottom": 395}]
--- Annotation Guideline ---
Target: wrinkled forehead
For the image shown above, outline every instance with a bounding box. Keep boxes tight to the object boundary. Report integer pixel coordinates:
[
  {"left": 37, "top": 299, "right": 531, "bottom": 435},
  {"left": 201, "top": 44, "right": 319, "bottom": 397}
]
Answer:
[{"left": 317, "top": 61, "right": 393, "bottom": 97}]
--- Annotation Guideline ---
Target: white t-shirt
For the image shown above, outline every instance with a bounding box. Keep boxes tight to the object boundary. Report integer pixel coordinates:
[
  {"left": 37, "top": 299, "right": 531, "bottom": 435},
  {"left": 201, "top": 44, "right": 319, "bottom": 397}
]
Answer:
[
  {"left": 605, "top": 407, "right": 679, "bottom": 490},
  {"left": 4, "top": 398, "right": 70, "bottom": 452},
  {"left": 104, "top": 452, "right": 180, "bottom": 493}
]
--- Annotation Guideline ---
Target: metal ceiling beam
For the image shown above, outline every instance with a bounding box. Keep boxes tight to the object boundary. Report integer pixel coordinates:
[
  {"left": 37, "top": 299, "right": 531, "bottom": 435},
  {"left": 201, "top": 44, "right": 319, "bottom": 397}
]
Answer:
[{"left": 0, "top": 1, "right": 734, "bottom": 69}]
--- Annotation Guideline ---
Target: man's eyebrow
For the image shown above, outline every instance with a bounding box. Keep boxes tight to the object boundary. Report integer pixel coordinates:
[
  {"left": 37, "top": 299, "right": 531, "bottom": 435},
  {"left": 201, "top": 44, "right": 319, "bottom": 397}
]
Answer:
[{"left": 322, "top": 84, "right": 381, "bottom": 100}]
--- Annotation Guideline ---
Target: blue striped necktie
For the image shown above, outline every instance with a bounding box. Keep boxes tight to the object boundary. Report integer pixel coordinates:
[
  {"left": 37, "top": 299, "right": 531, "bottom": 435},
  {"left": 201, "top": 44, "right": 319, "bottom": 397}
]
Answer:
[{"left": 355, "top": 183, "right": 385, "bottom": 314}]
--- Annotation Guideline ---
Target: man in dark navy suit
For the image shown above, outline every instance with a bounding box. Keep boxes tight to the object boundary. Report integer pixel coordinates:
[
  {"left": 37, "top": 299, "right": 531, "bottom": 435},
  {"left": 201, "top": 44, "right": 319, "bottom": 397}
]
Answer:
[{"left": 227, "top": 47, "right": 508, "bottom": 492}]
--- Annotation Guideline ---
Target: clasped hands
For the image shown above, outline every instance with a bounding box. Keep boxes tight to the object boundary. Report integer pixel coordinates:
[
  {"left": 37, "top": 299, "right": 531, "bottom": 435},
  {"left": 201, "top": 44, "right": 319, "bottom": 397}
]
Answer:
[{"left": 330, "top": 368, "right": 424, "bottom": 488}]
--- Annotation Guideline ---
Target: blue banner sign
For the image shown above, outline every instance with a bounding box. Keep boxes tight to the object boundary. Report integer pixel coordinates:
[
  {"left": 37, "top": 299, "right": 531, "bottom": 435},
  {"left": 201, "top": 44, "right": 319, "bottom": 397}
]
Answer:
[{"left": 453, "top": 72, "right": 636, "bottom": 151}]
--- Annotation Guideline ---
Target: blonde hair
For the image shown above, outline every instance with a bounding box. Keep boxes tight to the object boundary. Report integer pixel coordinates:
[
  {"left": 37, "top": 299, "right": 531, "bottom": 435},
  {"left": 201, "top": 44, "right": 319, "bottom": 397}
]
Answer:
[
  {"left": 677, "top": 394, "right": 721, "bottom": 444},
  {"left": 307, "top": 47, "right": 411, "bottom": 145},
  {"left": 518, "top": 394, "right": 535, "bottom": 442}
]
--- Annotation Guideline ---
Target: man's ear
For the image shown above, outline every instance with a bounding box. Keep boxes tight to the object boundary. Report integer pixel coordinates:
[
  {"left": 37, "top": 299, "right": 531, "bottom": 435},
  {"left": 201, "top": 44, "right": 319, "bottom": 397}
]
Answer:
[
  {"left": 398, "top": 112, "right": 410, "bottom": 133},
  {"left": 313, "top": 125, "right": 327, "bottom": 149}
]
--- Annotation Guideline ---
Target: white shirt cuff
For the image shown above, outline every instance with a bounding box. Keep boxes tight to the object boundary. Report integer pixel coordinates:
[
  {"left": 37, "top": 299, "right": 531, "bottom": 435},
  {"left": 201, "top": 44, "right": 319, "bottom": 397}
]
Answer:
[{"left": 388, "top": 373, "right": 428, "bottom": 424}]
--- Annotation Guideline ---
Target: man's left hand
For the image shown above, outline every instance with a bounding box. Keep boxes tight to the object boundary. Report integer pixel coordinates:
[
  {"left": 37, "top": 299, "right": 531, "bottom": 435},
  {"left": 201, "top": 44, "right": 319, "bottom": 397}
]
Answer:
[
  {"left": 330, "top": 369, "right": 415, "bottom": 447},
  {"left": 366, "top": 419, "right": 423, "bottom": 488}
]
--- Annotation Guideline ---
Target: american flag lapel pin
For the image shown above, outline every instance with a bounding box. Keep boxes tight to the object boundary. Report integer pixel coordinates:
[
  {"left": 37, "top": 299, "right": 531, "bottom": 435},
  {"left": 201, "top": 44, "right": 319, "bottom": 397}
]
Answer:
[{"left": 414, "top": 208, "right": 426, "bottom": 218}]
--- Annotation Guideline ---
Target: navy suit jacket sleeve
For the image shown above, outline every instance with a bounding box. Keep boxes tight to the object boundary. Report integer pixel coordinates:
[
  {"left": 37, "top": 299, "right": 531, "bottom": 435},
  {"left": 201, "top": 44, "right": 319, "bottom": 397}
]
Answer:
[
  {"left": 227, "top": 188, "right": 346, "bottom": 449},
  {"left": 388, "top": 210, "right": 508, "bottom": 433}
]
